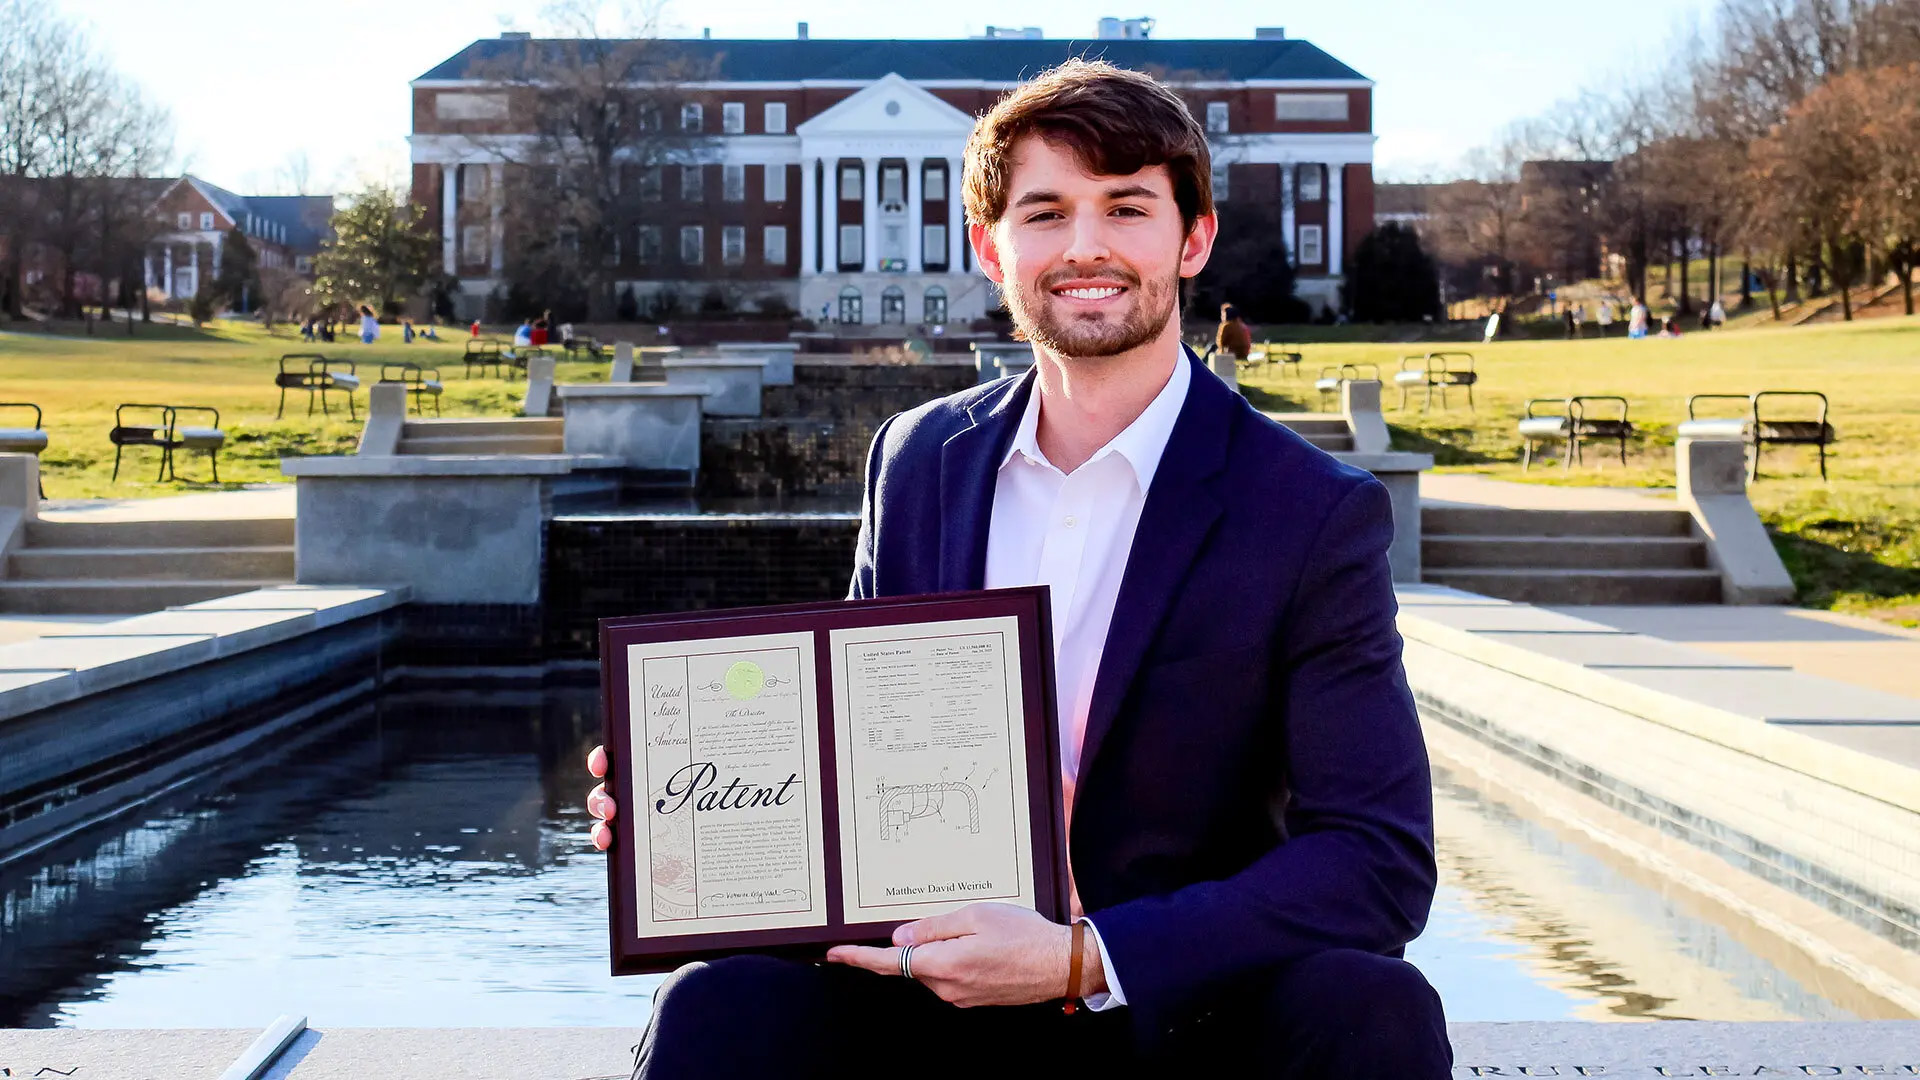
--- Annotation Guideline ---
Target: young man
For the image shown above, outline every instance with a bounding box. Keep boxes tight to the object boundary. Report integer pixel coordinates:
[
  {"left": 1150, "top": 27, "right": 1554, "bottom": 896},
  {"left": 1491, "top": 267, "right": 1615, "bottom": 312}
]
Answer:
[{"left": 587, "top": 59, "right": 1450, "bottom": 1078}]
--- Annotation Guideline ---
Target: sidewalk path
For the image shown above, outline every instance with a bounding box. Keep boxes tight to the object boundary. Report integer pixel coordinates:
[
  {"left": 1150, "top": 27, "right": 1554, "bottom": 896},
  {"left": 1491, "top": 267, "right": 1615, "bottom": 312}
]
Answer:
[{"left": 37, "top": 484, "right": 295, "bottom": 522}]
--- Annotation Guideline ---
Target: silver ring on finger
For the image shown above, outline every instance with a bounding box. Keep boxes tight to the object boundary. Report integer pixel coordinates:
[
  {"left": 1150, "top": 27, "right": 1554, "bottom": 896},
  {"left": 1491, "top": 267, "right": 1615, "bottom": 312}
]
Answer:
[{"left": 899, "top": 943, "right": 917, "bottom": 981}]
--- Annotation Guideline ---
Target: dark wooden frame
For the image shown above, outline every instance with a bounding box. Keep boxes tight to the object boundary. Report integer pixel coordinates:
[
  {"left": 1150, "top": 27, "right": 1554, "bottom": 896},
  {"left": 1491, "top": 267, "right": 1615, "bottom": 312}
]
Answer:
[
  {"left": 380, "top": 362, "right": 443, "bottom": 416},
  {"left": 463, "top": 339, "right": 507, "bottom": 379},
  {"left": 1520, "top": 395, "right": 1633, "bottom": 471},
  {"left": 1315, "top": 362, "right": 1379, "bottom": 410},
  {"left": 1686, "top": 391, "right": 1835, "bottom": 481},
  {"left": 1396, "top": 351, "right": 1478, "bottom": 412},
  {"left": 274, "top": 354, "right": 359, "bottom": 420},
  {"left": 110, "top": 403, "right": 222, "bottom": 482},
  {"left": 598, "top": 586, "right": 1067, "bottom": 975}
]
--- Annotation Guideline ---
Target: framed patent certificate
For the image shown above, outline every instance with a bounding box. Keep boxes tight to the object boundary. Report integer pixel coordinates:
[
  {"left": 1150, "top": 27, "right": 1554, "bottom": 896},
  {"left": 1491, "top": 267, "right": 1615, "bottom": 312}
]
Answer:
[{"left": 598, "top": 587, "right": 1069, "bottom": 974}]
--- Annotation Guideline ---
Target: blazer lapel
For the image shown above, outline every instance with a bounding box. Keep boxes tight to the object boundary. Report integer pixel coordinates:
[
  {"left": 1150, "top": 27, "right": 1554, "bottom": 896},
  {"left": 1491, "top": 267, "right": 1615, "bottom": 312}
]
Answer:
[
  {"left": 1076, "top": 348, "right": 1232, "bottom": 781},
  {"left": 937, "top": 371, "right": 1033, "bottom": 592}
]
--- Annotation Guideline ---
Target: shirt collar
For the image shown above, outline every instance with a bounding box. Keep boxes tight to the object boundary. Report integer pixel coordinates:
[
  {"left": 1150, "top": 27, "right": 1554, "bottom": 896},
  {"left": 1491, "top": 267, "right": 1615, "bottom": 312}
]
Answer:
[{"left": 999, "top": 341, "right": 1192, "bottom": 492}]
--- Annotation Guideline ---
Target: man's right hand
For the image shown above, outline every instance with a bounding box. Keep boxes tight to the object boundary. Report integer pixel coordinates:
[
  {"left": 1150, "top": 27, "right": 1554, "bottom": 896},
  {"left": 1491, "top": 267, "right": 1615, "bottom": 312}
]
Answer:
[{"left": 586, "top": 745, "right": 617, "bottom": 851}]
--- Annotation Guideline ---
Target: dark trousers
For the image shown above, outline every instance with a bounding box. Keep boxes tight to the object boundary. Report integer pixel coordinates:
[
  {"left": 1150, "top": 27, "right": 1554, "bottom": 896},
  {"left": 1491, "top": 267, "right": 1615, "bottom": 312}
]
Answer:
[{"left": 633, "top": 947, "right": 1451, "bottom": 1080}]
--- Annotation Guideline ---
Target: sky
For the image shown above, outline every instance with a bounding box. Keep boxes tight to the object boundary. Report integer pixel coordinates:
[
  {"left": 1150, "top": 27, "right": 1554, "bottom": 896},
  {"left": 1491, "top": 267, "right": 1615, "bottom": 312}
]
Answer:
[{"left": 60, "top": 0, "right": 1710, "bottom": 195}]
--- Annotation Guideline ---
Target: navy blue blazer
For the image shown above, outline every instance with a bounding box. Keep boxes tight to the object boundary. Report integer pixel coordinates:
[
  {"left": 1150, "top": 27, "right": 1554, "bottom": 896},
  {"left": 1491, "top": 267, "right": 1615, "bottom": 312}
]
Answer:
[{"left": 848, "top": 347, "right": 1436, "bottom": 1042}]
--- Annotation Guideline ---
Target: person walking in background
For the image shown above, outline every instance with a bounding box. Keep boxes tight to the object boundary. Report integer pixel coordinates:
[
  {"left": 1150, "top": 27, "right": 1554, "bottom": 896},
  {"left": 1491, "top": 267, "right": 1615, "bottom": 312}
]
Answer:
[
  {"left": 1563, "top": 306, "right": 1577, "bottom": 339},
  {"left": 1215, "top": 303, "right": 1252, "bottom": 362},
  {"left": 402, "top": 318, "right": 415, "bottom": 344},
  {"left": 470, "top": 319, "right": 482, "bottom": 338},
  {"left": 1597, "top": 299, "right": 1616, "bottom": 336},
  {"left": 513, "top": 318, "right": 534, "bottom": 348},
  {"left": 300, "top": 316, "right": 316, "bottom": 343},
  {"left": 531, "top": 311, "right": 551, "bottom": 347},
  {"left": 1627, "top": 298, "right": 1649, "bottom": 339},
  {"left": 357, "top": 304, "right": 379, "bottom": 345},
  {"left": 1709, "top": 297, "right": 1726, "bottom": 328},
  {"left": 1483, "top": 308, "right": 1501, "bottom": 343}
]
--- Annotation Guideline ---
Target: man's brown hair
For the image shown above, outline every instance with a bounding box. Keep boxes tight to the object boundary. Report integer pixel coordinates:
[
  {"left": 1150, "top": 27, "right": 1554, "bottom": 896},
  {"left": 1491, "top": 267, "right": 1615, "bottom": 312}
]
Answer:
[{"left": 962, "top": 58, "right": 1214, "bottom": 235}]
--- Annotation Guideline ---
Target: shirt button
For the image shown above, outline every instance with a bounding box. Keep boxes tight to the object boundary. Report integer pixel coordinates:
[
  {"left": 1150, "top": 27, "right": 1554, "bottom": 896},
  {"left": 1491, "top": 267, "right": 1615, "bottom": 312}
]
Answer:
[{"left": 1063, "top": 515, "right": 1077, "bottom": 528}]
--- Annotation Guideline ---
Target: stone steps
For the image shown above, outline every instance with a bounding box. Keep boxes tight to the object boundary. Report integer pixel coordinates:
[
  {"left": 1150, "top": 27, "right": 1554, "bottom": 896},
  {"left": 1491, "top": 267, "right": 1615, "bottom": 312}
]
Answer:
[
  {"left": 3, "top": 517, "right": 297, "bottom": 614},
  {"left": 1422, "top": 534, "right": 1706, "bottom": 571},
  {"left": 0, "top": 579, "right": 284, "bottom": 614},
  {"left": 1421, "top": 506, "right": 1719, "bottom": 603},
  {"left": 397, "top": 433, "right": 565, "bottom": 455},
  {"left": 1421, "top": 567, "right": 1724, "bottom": 605},
  {"left": 401, "top": 418, "right": 564, "bottom": 438}
]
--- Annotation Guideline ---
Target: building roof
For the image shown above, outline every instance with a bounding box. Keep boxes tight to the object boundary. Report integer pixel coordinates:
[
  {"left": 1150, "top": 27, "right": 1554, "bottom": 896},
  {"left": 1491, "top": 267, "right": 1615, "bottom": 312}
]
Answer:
[
  {"left": 155, "top": 176, "right": 335, "bottom": 254},
  {"left": 415, "top": 37, "right": 1369, "bottom": 85}
]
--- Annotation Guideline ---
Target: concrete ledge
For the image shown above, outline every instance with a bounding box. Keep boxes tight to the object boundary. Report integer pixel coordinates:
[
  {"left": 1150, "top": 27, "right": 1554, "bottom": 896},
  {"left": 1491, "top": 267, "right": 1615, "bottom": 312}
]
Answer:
[
  {"left": 664, "top": 357, "right": 767, "bottom": 417},
  {"left": 4, "top": 1023, "right": 1919, "bottom": 1079},
  {"left": 714, "top": 341, "right": 798, "bottom": 386},
  {"left": 0, "top": 586, "right": 407, "bottom": 724},
  {"left": 1679, "top": 436, "right": 1797, "bottom": 605},
  {"left": 284, "top": 455, "right": 578, "bottom": 477},
  {"left": 555, "top": 383, "right": 709, "bottom": 399}
]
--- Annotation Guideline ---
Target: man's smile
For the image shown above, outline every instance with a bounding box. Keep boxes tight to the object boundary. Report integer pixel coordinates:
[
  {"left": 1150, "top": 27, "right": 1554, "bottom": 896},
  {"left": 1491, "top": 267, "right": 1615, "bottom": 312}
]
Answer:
[{"left": 1049, "top": 280, "right": 1131, "bottom": 308}]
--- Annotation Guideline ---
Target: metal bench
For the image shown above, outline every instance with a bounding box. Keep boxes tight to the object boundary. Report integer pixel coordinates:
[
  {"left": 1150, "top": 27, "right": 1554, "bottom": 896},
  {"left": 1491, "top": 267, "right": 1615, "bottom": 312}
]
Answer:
[
  {"left": 1314, "top": 363, "right": 1380, "bottom": 410},
  {"left": 464, "top": 340, "right": 507, "bottom": 379},
  {"left": 1519, "top": 396, "right": 1634, "bottom": 471},
  {"left": 1681, "top": 391, "right": 1836, "bottom": 480},
  {"left": 1245, "top": 343, "right": 1304, "bottom": 379},
  {"left": 381, "top": 363, "right": 444, "bottom": 416},
  {"left": 499, "top": 345, "right": 552, "bottom": 380},
  {"left": 0, "top": 402, "right": 48, "bottom": 496},
  {"left": 274, "top": 354, "right": 361, "bottom": 419},
  {"left": 1394, "top": 351, "right": 1478, "bottom": 411},
  {"left": 110, "top": 403, "right": 225, "bottom": 482},
  {"left": 564, "top": 336, "right": 608, "bottom": 360}
]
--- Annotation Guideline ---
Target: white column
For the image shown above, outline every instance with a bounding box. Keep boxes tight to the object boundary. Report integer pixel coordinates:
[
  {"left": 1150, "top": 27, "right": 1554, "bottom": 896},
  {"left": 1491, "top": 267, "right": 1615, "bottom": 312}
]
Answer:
[
  {"left": 799, "top": 157, "right": 817, "bottom": 277},
  {"left": 824, "top": 160, "right": 839, "bottom": 273},
  {"left": 189, "top": 245, "right": 200, "bottom": 296},
  {"left": 442, "top": 164, "right": 459, "bottom": 275},
  {"left": 1328, "top": 163, "right": 1345, "bottom": 277},
  {"left": 489, "top": 162, "right": 505, "bottom": 276},
  {"left": 1280, "top": 165, "right": 1297, "bottom": 267},
  {"left": 212, "top": 233, "right": 223, "bottom": 280},
  {"left": 163, "top": 245, "right": 174, "bottom": 298},
  {"left": 862, "top": 156, "right": 879, "bottom": 273},
  {"left": 946, "top": 157, "right": 962, "bottom": 272},
  {"left": 907, "top": 159, "right": 922, "bottom": 273},
  {"left": 143, "top": 250, "right": 153, "bottom": 291}
]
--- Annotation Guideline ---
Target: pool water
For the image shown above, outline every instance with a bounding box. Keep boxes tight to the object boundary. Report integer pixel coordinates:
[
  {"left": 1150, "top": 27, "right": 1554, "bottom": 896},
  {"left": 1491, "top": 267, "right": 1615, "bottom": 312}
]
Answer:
[{"left": 0, "top": 687, "right": 1866, "bottom": 1028}]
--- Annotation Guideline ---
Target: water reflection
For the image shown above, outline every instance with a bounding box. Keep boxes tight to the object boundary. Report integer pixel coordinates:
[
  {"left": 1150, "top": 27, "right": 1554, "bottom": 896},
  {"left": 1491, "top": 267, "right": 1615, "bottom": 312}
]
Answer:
[
  {"left": 0, "top": 689, "right": 1879, "bottom": 1028},
  {"left": 1409, "top": 767, "right": 1860, "bottom": 1022}
]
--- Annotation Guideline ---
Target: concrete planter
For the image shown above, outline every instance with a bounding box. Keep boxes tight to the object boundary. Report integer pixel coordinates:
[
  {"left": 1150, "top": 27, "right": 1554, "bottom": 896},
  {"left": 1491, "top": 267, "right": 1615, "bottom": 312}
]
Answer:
[
  {"left": 556, "top": 383, "right": 708, "bottom": 471},
  {"left": 715, "top": 341, "right": 798, "bottom": 386},
  {"left": 664, "top": 356, "right": 768, "bottom": 417}
]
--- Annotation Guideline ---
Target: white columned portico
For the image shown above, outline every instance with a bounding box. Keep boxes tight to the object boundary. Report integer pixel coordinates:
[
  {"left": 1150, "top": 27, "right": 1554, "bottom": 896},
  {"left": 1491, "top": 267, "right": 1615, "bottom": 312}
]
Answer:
[
  {"left": 441, "top": 165, "right": 458, "bottom": 274},
  {"left": 212, "top": 233, "right": 223, "bottom": 281},
  {"left": 1328, "top": 163, "right": 1345, "bottom": 276},
  {"left": 800, "top": 158, "right": 818, "bottom": 276},
  {"left": 143, "top": 252, "right": 153, "bottom": 291},
  {"left": 906, "top": 159, "right": 922, "bottom": 271},
  {"left": 163, "top": 245, "right": 174, "bottom": 298},
  {"left": 945, "top": 157, "right": 962, "bottom": 271},
  {"left": 1280, "top": 166, "right": 1297, "bottom": 266},
  {"left": 824, "top": 161, "right": 839, "bottom": 273},
  {"left": 862, "top": 155, "right": 880, "bottom": 273},
  {"left": 189, "top": 245, "right": 200, "bottom": 297},
  {"left": 488, "top": 163, "right": 505, "bottom": 276}
]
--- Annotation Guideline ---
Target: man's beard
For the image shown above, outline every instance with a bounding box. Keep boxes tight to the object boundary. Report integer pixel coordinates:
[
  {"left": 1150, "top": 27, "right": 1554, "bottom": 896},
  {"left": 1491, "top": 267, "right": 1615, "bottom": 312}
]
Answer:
[{"left": 1003, "top": 265, "right": 1179, "bottom": 359}]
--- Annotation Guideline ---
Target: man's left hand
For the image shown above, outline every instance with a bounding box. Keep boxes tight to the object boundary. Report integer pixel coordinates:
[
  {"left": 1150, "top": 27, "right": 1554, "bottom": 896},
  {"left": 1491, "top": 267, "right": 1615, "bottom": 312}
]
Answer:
[{"left": 825, "top": 902, "right": 1104, "bottom": 1008}]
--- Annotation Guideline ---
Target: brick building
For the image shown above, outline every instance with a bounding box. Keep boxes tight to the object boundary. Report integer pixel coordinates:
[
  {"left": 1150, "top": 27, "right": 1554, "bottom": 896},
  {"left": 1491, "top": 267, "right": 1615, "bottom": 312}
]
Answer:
[
  {"left": 410, "top": 23, "right": 1375, "bottom": 324},
  {"left": 145, "top": 176, "right": 333, "bottom": 301}
]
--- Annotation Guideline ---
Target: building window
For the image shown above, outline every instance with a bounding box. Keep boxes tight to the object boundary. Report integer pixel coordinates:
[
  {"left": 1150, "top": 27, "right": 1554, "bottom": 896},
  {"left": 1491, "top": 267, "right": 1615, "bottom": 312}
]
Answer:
[
  {"left": 1298, "top": 164, "right": 1324, "bottom": 202},
  {"left": 924, "top": 163, "right": 946, "bottom": 199},
  {"left": 722, "top": 226, "right": 746, "bottom": 266},
  {"left": 177, "top": 212, "right": 191, "bottom": 229},
  {"left": 924, "top": 285, "right": 947, "bottom": 324},
  {"left": 880, "top": 165, "right": 904, "bottom": 205},
  {"left": 1298, "top": 224, "right": 1324, "bottom": 266},
  {"left": 839, "top": 164, "right": 861, "bottom": 201},
  {"left": 764, "top": 101, "right": 788, "bottom": 134},
  {"left": 435, "top": 92, "right": 508, "bottom": 120},
  {"left": 461, "top": 225, "right": 486, "bottom": 262},
  {"left": 604, "top": 236, "right": 621, "bottom": 267},
  {"left": 640, "top": 166, "right": 663, "bottom": 202},
  {"left": 1212, "top": 163, "right": 1229, "bottom": 203},
  {"left": 681, "top": 165, "right": 704, "bottom": 201},
  {"left": 763, "top": 225, "right": 787, "bottom": 266},
  {"left": 764, "top": 165, "right": 787, "bottom": 202},
  {"left": 681, "top": 102, "right": 703, "bottom": 132},
  {"left": 881, "top": 285, "right": 906, "bottom": 324},
  {"left": 722, "top": 102, "right": 744, "bottom": 134},
  {"left": 1206, "top": 101, "right": 1229, "bottom": 134},
  {"left": 295, "top": 255, "right": 312, "bottom": 274},
  {"left": 723, "top": 164, "right": 745, "bottom": 202},
  {"left": 680, "top": 225, "right": 704, "bottom": 265},
  {"left": 838, "top": 285, "right": 862, "bottom": 324},
  {"left": 460, "top": 164, "right": 489, "bottom": 202},
  {"left": 638, "top": 225, "right": 662, "bottom": 265},
  {"left": 839, "top": 224, "right": 862, "bottom": 267},
  {"left": 1274, "top": 93, "right": 1351, "bottom": 122},
  {"left": 923, "top": 224, "right": 947, "bottom": 265},
  {"left": 199, "top": 212, "right": 214, "bottom": 230}
]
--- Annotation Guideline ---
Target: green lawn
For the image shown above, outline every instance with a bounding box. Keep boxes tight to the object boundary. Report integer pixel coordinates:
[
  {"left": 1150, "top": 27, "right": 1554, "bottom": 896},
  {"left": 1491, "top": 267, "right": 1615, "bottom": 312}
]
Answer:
[
  {"left": 0, "top": 320, "right": 609, "bottom": 500},
  {"left": 6, "top": 315, "right": 1920, "bottom": 622},
  {"left": 1239, "top": 315, "right": 1920, "bottom": 624}
]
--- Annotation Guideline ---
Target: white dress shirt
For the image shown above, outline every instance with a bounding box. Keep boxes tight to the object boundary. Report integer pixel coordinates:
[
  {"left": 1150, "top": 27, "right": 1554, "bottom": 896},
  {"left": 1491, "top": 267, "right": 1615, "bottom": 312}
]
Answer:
[{"left": 983, "top": 345, "right": 1192, "bottom": 1010}]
